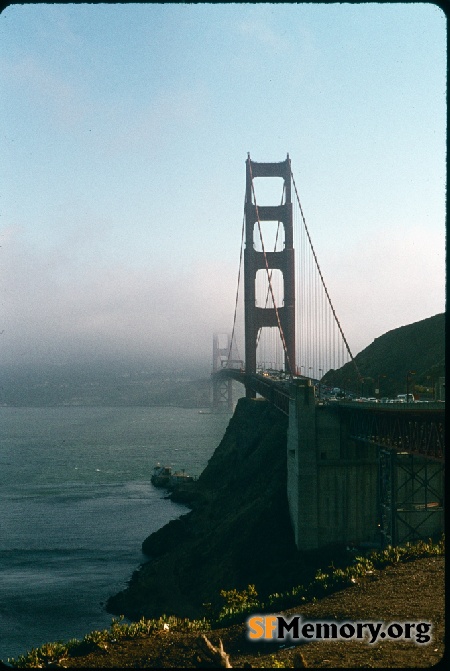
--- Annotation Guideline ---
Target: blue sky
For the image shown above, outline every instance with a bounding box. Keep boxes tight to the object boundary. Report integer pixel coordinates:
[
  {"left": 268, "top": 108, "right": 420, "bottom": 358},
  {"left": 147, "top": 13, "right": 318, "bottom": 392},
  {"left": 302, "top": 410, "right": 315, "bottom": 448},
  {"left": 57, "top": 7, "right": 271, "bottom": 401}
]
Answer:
[{"left": 0, "top": 3, "right": 446, "bottom": 371}]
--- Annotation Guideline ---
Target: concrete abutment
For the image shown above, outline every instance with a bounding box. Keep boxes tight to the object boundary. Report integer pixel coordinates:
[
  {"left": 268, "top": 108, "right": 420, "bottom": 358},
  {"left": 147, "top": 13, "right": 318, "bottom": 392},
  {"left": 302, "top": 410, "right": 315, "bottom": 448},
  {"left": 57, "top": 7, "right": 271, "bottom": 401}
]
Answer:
[{"left": 287, "top": 380, "right": 444, "bottom": 550}]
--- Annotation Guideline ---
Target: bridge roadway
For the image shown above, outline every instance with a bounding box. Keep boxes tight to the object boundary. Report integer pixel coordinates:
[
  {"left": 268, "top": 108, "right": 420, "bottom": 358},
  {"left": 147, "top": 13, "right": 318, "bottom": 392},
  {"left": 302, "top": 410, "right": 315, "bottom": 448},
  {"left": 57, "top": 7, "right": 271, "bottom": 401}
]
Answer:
[{"left": 217, "top": 369, "right": 445, "bottom": 463}]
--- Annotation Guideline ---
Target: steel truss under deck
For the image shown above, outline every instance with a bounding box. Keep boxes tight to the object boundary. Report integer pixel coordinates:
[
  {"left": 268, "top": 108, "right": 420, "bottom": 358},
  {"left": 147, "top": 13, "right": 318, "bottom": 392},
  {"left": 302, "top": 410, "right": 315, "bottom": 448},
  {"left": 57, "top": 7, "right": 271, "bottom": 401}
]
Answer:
[
  {"left": 378, "top": 449, "right": 444, "bottom": 546},
  {"left": 343, "top": 405, "right": 445, "bottom": 462}
]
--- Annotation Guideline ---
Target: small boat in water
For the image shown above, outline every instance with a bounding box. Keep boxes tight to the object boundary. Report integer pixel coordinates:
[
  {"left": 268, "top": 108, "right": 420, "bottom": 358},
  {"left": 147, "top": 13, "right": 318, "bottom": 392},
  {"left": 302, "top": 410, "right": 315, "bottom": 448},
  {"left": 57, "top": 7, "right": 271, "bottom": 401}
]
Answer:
[
  {"left": 151, "top": 464, "right": 195, "bottom": 489},
  {"left": 151, "top": 465, "right": 173, "bottom": 488}
]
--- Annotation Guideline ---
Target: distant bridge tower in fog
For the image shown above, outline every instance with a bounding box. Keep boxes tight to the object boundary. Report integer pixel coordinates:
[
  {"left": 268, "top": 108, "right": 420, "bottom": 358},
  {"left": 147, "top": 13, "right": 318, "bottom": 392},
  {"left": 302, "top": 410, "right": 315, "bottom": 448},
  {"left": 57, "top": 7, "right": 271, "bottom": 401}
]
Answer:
[{"left": 211, "top": 333, "right": 243, "bottom": 412}]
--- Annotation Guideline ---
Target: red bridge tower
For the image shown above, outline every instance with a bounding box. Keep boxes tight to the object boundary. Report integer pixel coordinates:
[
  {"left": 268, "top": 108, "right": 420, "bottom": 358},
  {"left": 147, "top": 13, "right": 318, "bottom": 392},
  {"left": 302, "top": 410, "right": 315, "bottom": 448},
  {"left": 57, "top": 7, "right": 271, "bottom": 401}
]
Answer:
[{"left": 244, "top": 154, "right": 296, "bottom": 396}]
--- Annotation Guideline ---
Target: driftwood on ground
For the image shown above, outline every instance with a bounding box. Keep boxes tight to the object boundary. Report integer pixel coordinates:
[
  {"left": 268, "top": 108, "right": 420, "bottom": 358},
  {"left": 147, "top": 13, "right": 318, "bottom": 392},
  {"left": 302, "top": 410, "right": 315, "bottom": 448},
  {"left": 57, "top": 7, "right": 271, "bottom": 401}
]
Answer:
[
  {"left": 196, "top": 635, "right": 232, "bottom": 668},
  {"left": 196, "top": 635, "right": 308, "bottom": 668}
]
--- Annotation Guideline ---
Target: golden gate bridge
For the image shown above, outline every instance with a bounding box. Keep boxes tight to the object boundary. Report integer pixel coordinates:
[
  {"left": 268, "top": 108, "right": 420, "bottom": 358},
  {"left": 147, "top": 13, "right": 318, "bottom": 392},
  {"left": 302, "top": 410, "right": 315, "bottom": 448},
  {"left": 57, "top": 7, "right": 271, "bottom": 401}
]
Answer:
[
  {"left": 218, "top": 153, "right": 361, "bottom": 387},
  {"left": 210, "top": 155, "right": 443, "bottom": 547}
]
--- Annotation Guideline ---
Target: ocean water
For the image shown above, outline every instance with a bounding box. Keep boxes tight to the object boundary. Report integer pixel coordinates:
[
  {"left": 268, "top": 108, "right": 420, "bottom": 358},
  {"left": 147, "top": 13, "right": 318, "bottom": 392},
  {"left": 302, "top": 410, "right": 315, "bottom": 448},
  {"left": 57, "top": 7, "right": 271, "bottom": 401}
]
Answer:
[{"left": 0, "top": 406, "right": 231, "bottom": 661}]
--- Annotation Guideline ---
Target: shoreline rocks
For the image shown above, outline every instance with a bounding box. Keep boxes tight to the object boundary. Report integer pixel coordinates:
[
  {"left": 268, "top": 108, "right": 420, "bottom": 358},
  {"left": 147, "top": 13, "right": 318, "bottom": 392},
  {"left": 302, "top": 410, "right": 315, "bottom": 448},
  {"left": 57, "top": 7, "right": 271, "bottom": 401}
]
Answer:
[{"left": 106, "top": 398, "right": 301, "bottom": 620}]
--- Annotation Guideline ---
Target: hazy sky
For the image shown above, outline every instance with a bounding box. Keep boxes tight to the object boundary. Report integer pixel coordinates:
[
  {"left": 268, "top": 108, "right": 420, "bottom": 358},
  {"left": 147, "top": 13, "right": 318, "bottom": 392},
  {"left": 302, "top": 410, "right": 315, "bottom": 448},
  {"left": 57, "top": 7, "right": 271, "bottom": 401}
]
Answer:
[{"left": 0, "top": 3, "right": 446, "bottom": 372}]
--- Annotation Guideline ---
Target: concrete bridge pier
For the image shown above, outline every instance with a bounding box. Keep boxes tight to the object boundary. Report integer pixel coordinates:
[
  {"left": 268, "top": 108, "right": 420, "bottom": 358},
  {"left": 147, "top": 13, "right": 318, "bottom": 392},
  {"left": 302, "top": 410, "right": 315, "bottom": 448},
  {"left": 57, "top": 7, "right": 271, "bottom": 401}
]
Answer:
[
  {"left": 287, "top": 380, "right": 320, "bottom": 549},
  {"left": 287, "top": 380, "right": 380, "bottom": 550},
  {"left": 287, "top": 379, "right": 444, "bottom": 550}
]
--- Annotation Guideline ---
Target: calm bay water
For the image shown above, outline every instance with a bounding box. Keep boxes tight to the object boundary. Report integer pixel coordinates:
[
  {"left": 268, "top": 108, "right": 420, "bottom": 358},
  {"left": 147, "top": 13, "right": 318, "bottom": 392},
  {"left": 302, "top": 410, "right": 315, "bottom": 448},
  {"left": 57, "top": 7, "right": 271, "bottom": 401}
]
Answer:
[{"left": 0, "top": 406, "right": 231, "bottom": 661}]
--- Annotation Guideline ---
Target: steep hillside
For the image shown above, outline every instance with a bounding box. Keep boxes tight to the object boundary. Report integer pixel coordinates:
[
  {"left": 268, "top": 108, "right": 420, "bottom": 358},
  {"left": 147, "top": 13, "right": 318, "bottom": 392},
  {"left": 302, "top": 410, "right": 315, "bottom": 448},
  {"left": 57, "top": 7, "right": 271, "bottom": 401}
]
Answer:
[{"left": 323, "top": 312, "right": 445, "bottom": 397}]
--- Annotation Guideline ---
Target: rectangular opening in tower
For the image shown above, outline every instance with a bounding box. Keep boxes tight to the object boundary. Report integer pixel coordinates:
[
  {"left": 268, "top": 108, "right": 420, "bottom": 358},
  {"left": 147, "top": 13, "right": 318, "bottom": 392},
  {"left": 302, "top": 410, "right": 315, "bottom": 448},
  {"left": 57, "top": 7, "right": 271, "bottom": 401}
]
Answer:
[
  {"left": 253, "top": 220, "right": 285, "bottom": 252},
  {"left": 251, "top": 175, "right": 285, "bottom": 206},
  {"left": 216, "top": 333, "right": 229, "bottom": 350},
  {"left": 255, "top": 268, "right": 284, "bottom": 308},
  {"left": 256, "top": 328, "right": 286, "bottom": 373}
]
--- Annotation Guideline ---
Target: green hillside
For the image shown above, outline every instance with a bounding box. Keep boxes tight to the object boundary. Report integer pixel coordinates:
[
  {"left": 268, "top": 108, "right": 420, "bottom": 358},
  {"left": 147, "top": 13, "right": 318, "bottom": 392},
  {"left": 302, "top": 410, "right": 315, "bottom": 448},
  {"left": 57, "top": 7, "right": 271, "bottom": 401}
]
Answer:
[{"left": 322, "top": 312, "right": 445, "bottom": 399}]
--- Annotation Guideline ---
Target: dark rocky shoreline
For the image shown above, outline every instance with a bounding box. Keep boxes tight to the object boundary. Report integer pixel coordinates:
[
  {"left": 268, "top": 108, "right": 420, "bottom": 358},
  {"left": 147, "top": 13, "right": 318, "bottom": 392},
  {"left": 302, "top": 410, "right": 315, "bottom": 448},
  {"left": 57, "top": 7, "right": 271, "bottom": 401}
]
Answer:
[{"left": 106, "top": 397, "right": 307, "bottom": 620}]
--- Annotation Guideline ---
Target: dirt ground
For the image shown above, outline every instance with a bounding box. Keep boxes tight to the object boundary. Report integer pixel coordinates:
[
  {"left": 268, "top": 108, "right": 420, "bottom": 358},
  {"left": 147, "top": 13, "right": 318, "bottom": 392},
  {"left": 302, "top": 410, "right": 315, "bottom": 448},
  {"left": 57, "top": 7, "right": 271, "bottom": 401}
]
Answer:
[{"left": 54, "top": 556, "right": 444, "bottom": 668}]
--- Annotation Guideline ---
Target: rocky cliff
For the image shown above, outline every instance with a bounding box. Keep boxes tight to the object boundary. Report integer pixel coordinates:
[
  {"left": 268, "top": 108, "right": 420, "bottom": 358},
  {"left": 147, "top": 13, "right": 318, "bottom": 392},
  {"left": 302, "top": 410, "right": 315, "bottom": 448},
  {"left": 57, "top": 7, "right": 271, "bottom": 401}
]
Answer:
[{"left": 106, "top": 397, "right": 309, "bottom": 620}]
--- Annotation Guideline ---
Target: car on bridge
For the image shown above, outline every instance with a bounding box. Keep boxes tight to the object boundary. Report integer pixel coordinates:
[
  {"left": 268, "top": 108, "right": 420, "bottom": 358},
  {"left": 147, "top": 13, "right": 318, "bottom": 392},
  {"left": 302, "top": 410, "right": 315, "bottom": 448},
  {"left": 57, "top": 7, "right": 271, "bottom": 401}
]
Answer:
[{"left": 396, "top": 393, "right": 415, "bottom": 403}]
